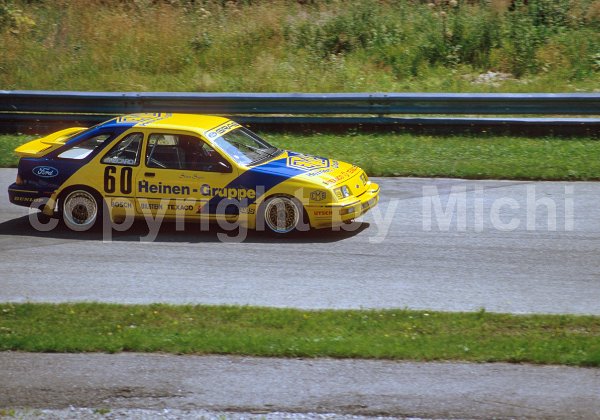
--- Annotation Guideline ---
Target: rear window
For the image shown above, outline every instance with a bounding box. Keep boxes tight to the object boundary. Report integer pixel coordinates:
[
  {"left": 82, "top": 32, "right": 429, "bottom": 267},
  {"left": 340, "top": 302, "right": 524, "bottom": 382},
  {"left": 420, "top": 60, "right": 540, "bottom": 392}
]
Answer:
[{"left": 57, "top": 133, "right": 112, "bottom": 160}]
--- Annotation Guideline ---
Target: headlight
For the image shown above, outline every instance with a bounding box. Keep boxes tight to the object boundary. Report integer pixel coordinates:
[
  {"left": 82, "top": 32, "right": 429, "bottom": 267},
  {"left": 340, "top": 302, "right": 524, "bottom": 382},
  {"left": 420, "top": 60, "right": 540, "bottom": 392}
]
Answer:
[
  {"left": 360, "top": 173, "right": 368, "bottom": 185},
  {"left": 334, "top": 185, "right": 351, "bottom": 199}
]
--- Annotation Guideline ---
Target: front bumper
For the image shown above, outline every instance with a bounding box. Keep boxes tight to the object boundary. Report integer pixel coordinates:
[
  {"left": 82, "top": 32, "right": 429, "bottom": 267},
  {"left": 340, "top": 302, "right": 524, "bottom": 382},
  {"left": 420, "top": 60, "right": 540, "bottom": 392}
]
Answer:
[{"left": 308, "top": 182, "right": 380, "bottom": 229}]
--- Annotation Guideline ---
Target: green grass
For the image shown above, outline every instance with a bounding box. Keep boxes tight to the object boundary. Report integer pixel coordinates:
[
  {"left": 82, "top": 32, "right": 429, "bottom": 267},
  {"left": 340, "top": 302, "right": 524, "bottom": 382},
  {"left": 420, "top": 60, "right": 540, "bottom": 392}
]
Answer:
[
  {"left": 0, "top": 0, "right": 599, "bottom": 92},
  {"left": 3, "top": 133, "right": 600, "bottom": 180},
  {"left": 1, "top": 303, "right": 599, "bottom": 366},
  {"left": 0, "top": 134, "right": 33, "bottom": 167}
]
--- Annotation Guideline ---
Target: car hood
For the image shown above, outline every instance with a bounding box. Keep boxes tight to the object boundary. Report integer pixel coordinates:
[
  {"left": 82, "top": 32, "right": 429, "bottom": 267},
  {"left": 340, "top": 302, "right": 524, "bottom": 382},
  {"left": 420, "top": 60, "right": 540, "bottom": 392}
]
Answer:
[{"left": 248, "top": 150, "right": 362, "bottom": 187}]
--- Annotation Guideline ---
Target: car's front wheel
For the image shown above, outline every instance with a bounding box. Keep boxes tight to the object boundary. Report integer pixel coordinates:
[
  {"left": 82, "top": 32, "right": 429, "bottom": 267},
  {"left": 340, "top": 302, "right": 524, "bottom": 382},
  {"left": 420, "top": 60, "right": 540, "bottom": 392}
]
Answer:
[
  {"left": 261, "top": 195, "right": 304, "bottom": 234},
  {"left": 62, "top": 189, "right": 101, "bottom": 231}
]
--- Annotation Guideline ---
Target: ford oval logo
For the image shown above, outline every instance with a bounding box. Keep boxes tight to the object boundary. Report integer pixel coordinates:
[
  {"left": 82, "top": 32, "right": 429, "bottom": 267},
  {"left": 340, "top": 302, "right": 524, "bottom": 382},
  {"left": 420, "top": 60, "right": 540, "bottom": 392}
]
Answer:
[{"left": 32, "top": 166, "right": 59, "bottom": 178}]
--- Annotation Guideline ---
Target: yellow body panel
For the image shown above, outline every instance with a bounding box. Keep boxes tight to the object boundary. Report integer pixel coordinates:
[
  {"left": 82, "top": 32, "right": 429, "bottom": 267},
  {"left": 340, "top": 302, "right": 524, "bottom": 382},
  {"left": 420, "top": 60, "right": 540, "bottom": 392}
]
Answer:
[{"left": 15, "top": 127, "right": 87, "bottom": 157}]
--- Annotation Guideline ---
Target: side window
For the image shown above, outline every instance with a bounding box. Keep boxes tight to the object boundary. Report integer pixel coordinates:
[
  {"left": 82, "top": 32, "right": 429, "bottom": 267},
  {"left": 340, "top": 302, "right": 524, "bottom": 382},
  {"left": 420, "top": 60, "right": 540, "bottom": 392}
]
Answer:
[
  {"left": 57, "top": 133, "right": 112, "bottom": 160},
  {"left": 102, "top": 133, "right": 143, "bottom": 166},
  {"left": 146, "top": 133, "right": 230, "bottom": 172},
  {"left": 146, "top": 134, "right": 184, "bottom": 169}
]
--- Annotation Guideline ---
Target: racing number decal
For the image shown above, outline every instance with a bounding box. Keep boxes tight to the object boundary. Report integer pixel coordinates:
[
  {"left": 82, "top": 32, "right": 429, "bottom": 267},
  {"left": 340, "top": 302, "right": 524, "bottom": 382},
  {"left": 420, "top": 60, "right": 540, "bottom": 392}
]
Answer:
[
  {"left": 104, "top": 166, "right": 133, "bottom": 194},
  {"left": 120, "top": 167, "right": 133, "bottom": 194},
  {"left": 104, "top": 166, "right": 116, "bottom": 193}
]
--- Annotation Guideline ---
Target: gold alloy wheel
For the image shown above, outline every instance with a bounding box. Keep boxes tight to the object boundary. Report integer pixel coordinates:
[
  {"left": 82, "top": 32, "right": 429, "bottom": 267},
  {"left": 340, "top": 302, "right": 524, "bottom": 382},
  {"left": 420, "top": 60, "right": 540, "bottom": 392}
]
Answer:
[
  {"left": 62, "top": 189, "right": 99, "bottom": 231},
  {"left": 263, "top": 196, "right": 301, "bottom": 234}
]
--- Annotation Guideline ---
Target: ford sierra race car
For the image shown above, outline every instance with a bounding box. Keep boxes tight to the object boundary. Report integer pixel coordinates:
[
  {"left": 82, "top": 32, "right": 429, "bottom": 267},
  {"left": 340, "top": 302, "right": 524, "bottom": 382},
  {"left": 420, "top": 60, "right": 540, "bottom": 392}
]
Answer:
[{"left": 8, "top": 113, "right": 380, "bottom": 234}]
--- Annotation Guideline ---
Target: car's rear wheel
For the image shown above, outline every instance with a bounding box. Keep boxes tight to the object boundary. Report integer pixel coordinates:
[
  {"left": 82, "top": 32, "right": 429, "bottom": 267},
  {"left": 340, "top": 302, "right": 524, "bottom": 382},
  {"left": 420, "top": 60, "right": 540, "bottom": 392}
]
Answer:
[
  {"left": 261, "top": 196, "right": 303, "bottom": 234},
  {"left": 62, "top": 189, "right": 101, "bottom": 231}
]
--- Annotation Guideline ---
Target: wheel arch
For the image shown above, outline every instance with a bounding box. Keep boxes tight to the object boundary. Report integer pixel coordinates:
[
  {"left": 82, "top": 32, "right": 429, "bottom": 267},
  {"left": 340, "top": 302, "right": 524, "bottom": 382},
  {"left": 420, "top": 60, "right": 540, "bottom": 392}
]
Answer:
[{"left": 57, "top": 184, "right": 104, "bottom": 212}]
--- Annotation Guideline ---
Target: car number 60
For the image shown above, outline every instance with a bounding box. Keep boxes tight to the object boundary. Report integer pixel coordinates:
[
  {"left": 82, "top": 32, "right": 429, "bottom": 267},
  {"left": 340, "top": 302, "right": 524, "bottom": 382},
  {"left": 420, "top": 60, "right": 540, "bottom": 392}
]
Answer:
[{"left": 104, "top": 166, "right": 133, "bottom": 195}]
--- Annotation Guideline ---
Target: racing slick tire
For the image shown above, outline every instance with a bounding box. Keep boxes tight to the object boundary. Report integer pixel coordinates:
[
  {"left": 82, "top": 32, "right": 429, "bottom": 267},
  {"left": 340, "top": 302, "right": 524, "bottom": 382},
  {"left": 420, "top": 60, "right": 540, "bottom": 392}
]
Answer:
[
  {"left": 61, "top": 188, "right": 103, "bottom": 231},
  {"left": 259, "top": 195, "right": 307, "bottom": 234}
]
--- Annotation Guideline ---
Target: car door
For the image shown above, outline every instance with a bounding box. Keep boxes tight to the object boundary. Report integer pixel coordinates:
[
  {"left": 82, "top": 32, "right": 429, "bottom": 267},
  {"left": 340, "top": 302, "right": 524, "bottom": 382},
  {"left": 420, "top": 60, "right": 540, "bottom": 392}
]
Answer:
[
  {"left": 135, "top": 130, "right": 241, "bottom": 220},
  {"left": 99, "top": 131, "right": 145, "bottom": 219}
]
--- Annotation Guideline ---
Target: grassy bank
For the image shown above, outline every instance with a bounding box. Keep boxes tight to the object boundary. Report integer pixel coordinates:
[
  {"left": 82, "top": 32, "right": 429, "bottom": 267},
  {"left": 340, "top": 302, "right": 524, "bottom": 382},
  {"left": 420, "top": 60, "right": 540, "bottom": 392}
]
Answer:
[
  {"left": 1, "top": 0, "right": 599, "bottom": 92},
  {"left": 0, "top": 303, "right": 599, "bottom": 366},
  {"left": 0, "top": 134, "right": 33, "bottom": 168},
  {"left": 2, "top": 133, "right": 600, "bottom": 180}
]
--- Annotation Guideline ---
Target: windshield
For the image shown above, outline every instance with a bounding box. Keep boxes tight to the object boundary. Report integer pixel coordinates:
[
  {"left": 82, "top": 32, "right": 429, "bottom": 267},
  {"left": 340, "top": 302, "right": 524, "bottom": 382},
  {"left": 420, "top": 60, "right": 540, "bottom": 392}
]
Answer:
[{"left": 213, "top": 127, "right": 278, "bottom": 165}]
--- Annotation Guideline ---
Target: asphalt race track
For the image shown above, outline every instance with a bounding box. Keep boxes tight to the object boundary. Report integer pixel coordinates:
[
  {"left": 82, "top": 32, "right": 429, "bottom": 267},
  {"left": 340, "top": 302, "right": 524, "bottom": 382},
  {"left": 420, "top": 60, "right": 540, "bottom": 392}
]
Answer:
[{"left": 0, "top": 168, "right": 599, "bottom": 315}]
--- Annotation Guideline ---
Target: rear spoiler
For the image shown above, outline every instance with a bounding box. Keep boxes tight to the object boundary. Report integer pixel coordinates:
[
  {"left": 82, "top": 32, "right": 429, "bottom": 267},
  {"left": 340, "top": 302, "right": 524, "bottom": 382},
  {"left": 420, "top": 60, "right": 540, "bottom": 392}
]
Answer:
[{"left": 14, "top": 127, "right": 87, "bottom": 158}]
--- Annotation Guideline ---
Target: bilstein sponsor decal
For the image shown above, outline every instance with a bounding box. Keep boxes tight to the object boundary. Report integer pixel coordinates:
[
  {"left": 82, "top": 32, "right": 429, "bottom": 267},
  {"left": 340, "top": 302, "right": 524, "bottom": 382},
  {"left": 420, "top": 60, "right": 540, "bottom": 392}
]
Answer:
[
  {"left": 140, "top": 202, "right": 163, "bottom": 210},
  {"left": 32, "top": 166, "right": 59, "bottom": 178}
]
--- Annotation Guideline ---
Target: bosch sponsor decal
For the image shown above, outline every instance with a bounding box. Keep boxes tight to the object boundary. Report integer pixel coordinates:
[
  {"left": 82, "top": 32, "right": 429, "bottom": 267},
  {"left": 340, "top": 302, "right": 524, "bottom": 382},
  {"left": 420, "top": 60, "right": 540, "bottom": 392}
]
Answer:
[
  {"left": 204, "top": 121, "right": 241, "bottom": 139},
  {"left": 115, "top": 113, "right": 172, "bottom": 127},
  {"left": 111, "top": 199, "right": 133, "bottom": 208},
  {"left": 310, "top": 190, "right": 327, "bottom": 201},
  {"left": 32, "top": 166, "right": 59, "bottom": 178}
]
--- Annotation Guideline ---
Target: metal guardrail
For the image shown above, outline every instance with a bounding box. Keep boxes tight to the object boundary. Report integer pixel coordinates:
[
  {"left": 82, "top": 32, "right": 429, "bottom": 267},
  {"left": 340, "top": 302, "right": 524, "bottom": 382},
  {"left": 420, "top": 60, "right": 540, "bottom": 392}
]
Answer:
[
  {"left": 1, "top": 90, "right": 599, "bottom": 135},
  {"left": 3, "top": 90, "right": 600, "bottom": 114}
]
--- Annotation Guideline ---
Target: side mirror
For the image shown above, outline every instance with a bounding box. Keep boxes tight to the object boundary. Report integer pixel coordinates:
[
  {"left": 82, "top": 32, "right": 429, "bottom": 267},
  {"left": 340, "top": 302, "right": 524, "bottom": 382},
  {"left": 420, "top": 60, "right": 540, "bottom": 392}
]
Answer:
[{"left": 216, "top": 160, "right": 232, "bottom": 173}]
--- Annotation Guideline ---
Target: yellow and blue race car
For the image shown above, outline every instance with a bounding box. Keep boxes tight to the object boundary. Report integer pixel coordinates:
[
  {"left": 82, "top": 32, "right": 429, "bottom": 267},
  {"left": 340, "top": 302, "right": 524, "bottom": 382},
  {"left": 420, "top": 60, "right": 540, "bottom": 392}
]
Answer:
[{"left": 8, "top": 113, "right": 379, "bottom": 234}]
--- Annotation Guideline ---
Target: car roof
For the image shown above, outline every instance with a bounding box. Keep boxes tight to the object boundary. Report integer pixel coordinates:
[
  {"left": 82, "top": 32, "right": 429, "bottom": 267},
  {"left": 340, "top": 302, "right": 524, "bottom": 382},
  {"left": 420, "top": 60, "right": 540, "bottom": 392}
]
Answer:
[{"left": 99, "top": 113, "right": 232, "bottom": 134}]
